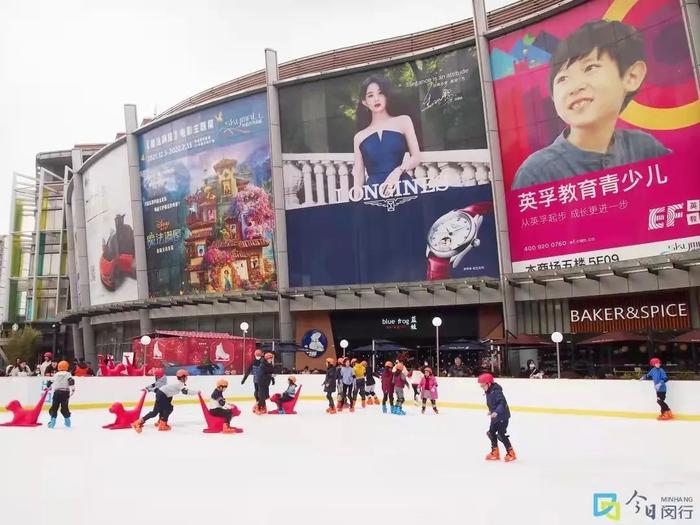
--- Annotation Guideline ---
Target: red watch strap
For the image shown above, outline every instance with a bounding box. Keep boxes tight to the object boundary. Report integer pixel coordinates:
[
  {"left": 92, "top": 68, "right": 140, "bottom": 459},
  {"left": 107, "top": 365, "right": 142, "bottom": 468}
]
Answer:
[
  {"left": 426, "top": 256, "right": 451, "bottom": 281},
  {"left": 463, "top": 201, "right": 493, "bottom": 216}
]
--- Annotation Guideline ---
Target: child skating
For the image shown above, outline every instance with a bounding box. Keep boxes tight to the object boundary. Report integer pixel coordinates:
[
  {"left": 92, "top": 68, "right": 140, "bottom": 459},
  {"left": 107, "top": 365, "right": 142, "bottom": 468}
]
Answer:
[
  {"left": 380, "top": 361, "right": 394, "bottom": 414},
  {"left": 409, "top": 365, "right": 424, "bottom": 406},
  {"left": 363, "top": 360, "right": 380, "bottom": 405},
  {"left": 419, "top": 367, "right": 438, "bottom": 414},
  {"left": 392, "top": 362, "right": 409, "bottom": 415},
  {"left": 352, "top": 358, "right": 367, "bottom": 408},
  {"left": 208, "top": 378, "right": 241, "bottom": 433},
  {"left": 270, "top": 375, "right": 298, "bottom": 414},
  {"left": 132, "top": 369, "right": 200, "bottom": 432},
  {"left": 323, "top": 358, "right": 338, "bottom": 413},
  {"left": 46, "top": 360, "right": 75, "bottom": 428},
  {"left": 478, "top": 373, "right": 516, "bottom": 462},
  {"left": 641, "top": 357, "right": 673, "bottom": 420},
  {"left": 339, "top": 358, "right": 356, "bottom": 412}
]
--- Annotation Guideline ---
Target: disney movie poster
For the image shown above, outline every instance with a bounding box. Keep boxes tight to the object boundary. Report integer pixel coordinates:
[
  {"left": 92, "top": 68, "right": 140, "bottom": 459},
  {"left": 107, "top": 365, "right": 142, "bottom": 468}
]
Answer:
[
  {"left": 490, "top": 0, "right": 700, "bottom": 272},
  {"left": 138, "top": 93, "right": 276, "bottom": 297},
  {"left": 280, "top": 47, "right": 499, "bottom": 287}
]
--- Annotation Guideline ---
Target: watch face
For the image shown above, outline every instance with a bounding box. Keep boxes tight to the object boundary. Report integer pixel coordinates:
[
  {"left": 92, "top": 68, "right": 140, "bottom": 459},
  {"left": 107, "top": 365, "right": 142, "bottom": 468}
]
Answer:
[{"left": 427, "top": 211, "right": 475, "bottom": 257}]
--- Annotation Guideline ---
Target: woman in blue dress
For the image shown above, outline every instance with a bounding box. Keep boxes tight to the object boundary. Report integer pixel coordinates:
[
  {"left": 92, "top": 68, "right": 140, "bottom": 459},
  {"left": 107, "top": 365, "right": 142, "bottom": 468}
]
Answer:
[{"left": 352, "top": 75, "right": 421, "bottom": 195}]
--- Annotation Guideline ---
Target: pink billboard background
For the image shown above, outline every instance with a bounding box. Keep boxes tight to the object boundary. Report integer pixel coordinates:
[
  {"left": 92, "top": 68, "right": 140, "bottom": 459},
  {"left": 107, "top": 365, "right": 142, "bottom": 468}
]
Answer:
[{"left": 489, "top": 0, "right": 700, "bottom": 272}]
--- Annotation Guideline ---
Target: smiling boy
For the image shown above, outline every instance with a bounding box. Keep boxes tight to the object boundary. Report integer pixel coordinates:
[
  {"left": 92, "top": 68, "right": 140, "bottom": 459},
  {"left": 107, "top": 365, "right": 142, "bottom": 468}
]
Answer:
[{"left": 511, "top": 20, "right": 670, "bottom": 190}]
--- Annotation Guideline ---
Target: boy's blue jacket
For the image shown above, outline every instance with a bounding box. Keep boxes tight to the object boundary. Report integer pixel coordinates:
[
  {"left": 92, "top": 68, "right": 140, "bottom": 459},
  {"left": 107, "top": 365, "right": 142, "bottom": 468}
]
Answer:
[
  {"left": 485, "top": 382, "right": 511, "bottom": 420},
  {"left": 643, "top": 367, "right": 668, "bottom": 393}
]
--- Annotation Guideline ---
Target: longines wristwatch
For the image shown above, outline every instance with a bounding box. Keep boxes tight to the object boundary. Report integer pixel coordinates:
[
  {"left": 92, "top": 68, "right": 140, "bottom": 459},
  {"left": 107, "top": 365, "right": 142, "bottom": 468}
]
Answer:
[{"left": 425, "top": 202, "right": 493, "bottom": 280}]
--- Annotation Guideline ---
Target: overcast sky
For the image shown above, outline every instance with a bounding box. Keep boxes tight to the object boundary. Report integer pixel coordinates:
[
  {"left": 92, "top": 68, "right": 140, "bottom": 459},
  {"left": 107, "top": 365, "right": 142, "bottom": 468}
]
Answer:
[{"left": 0, "top": 0, "right": 515, "bottom": 235}]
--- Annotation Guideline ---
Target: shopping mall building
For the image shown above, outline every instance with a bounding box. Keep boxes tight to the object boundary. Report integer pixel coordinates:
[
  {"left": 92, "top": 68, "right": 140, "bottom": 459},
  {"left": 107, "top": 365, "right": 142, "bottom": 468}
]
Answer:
[{"left": 4, "top": 0, "right": 700, "bottom": 378}]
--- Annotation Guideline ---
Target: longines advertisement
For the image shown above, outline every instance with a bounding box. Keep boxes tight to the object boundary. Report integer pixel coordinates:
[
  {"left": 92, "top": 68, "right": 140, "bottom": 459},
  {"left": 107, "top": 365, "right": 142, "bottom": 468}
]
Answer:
[
  {"left": 83, "top": 143, "right": 139, "bottom": 305},
  {"left": 490, "top": 0, "right": 700, "bottom": 273},
  {"left": 138, "top": 93, "right": 277, "bottom": 297},
  {"left": 279, "top": 47, "right": 499, "bottom": 286}
]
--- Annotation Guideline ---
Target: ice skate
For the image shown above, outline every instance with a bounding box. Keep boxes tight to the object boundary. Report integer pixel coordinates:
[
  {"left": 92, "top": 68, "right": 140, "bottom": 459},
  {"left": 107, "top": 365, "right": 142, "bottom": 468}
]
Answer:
[
  {"left": 485, "top": 448, "right": 500, "bottom": 461},
  {"left": 361, "top": 399, "right": 366, "bottom": 408},
  {"left": 132, "top": 418, "right": 144, "bottom": 433},
  {"left": 349, "top": 404, "right": 355, "bottom": 413},
  {"left": 64, "top": 417, "right": 71, "bottom": 428},
  {"left": 327, "top": 406, "right": 337, "bottom": 414},
  {"left": 433, "top": 406, "right": 439, "bottom": 414},
  {"left": 157, "top": 420, "right": 171, "bottom": 431},
  {"left": 366, "top": 397, "right": 373, "bottom": 405},
  {"left": 222, "top": 423, "right": 237, "bottom": 434},
  {"left": 504, "top": 449, "right": 517, "bottom": 462},
  {"left": 421, "top": 406, "right": 426, "bottom": 414},
  {"left": 382, "top": 404, "right": 387, "bottom": 413},
  {"left": 47, "top": 417, "right": 56, "bottom": 429}
]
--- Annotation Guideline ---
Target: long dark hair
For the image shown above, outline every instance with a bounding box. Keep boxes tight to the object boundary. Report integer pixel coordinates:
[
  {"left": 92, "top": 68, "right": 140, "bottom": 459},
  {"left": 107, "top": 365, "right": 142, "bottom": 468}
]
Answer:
[{"left": 355, "top": 75, "right": 399, "bottom": 131}]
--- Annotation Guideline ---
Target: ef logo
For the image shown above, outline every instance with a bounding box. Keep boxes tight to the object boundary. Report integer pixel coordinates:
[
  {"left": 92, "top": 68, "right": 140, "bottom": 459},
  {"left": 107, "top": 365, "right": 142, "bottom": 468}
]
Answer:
[
  {"left": 648, "top": 204, "right": 683, "bottom": 230},
  {"left": 594, "top": 493, "right": 621, "bottom": 521}
]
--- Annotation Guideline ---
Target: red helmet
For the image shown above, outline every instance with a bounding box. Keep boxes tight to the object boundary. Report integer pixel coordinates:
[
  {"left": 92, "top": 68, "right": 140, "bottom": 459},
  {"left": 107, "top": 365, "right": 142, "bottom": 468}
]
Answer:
[
  {"left": 264, "top": 352, "right": 274, "bottom": 360},
  {"left": 43, "top": 352, "right": 53, "bottom": 359},
  {"left": 424, "top": 367, "right": 433, "bottom": 375},
  {"left": 478, "top": 373, "right": 494, "bottom": 385},
  {"left": 176, "top": 369, "right": 189, "bottom": 379},
  {"left": 350, "top": 358, "right": 357, "bottom": 364},
  {"left": 152, "top": 368, "right": 164, "bottom": 379},
  {"left": 649, "top": 358, "right": 662, "bottom": 367}
]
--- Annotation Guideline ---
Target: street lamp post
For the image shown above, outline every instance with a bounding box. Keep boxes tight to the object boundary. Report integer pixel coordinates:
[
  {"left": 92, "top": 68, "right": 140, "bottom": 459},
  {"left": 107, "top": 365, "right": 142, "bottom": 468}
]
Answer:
[
  {"left": 240, "top": 322, "right": 249, "bottom": 375},
  {"left": 551, "top": 331, "right": 563, "bottom": 379},
  {"left": 140, "top": 335, "right": 151, "bottom": 375},
  {"left": 432, "top": 317, "right": 442, "bottom": 376},
  {"left": 340, "top": 339, "right": 348, "bottom": 358}
]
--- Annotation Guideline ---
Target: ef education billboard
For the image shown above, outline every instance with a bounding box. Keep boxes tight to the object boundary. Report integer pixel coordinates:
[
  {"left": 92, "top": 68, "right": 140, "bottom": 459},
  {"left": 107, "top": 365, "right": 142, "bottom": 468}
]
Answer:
[
  {"left": 280, "top": 47, "right": 499, "bottom": 287},
  {"left": 490, "top": 0, "right": 700, "bottom": 272}
]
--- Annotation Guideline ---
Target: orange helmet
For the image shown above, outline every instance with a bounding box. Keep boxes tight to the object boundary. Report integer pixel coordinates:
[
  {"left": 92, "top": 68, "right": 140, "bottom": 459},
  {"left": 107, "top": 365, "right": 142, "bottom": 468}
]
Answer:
[
  {"left": 176, "top": 369, "right": 189, "bottom": 379},
  {"left": 326, "top": 358, "right": 336, "bottom": 366},
  {"left": 254, "top": 349, "right": 263, "bottom": 358},
  {"left": 361, "top": 360, "right": 368, "bottom": 366},
  {"left": 395, "top": 363, "right": 405, "bottom": 371},
  {"left": 288, "top": 375, "right": 297, "bottom": 384},
  {"left": 57, "top": 360, "right": 69, "bottom": 372},
  {"left": 216, "top": 378, "right": 229, "bottom": 388},
  {"left": 385, "top": 361, "right": 393, "bottom": 368},
  {"left": 264, "top": 352, "right": 274, "bottom": 360}
]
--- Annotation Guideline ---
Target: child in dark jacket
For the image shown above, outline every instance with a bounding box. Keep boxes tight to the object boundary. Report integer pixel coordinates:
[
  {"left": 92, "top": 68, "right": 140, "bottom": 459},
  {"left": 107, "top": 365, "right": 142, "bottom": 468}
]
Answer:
[
  {"left": 380, "top": 361, "right": 395, "bottom": 414},
  {"left": 208, "top": 378, "right": 242, "bottom": 433},
  {"left": 478, "top": 373, "right": 516, "bottom": 462},
  {"left": 323, "top": 358, "right": 338, "bottom": 413},
  {"left": 641, "top": 357, "right": 672, "bottom": 420},
  {"left": 363, "top": 360, "right": 380, "bottom": 405}
]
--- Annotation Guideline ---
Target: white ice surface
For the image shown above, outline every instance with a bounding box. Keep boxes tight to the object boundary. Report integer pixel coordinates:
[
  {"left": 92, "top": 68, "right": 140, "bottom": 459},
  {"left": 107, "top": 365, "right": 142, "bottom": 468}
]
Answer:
[{"left": 2, "top": 401, "right": 698, "bottom": 525}]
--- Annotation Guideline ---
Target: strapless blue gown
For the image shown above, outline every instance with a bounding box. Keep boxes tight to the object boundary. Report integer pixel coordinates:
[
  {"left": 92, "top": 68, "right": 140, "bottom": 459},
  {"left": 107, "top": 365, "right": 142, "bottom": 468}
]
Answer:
[{"left": 359, "top": 130, "right": 408, "bottom": 186}]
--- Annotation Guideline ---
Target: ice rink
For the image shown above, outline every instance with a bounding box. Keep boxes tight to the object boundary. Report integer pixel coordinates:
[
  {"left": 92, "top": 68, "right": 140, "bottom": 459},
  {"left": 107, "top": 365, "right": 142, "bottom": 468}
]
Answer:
[{"left": 2, "top": 399, "right": 698, "bottom": 525}]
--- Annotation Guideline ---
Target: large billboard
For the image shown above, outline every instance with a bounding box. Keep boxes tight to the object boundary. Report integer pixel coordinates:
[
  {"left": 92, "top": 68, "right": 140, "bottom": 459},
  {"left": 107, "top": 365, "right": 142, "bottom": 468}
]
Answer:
[
  {"left": 138, "top": 93, "right": 276, "bottom": 297},
  {"left": 490, "top": 0, "right": 700, "bottom": 272},
  {"left": 280, "top": 47, "right": 499, "bottom": 287},
  {"left": 83, "top": 144, "right": 139, "bottom": 305}
]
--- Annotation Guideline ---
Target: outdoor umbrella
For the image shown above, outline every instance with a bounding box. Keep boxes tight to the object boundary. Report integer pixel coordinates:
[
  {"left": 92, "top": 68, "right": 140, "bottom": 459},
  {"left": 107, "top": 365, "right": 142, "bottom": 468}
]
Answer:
[
  {"left": 577, "top": 332, "right": 648, "bottom": 345},
  {"left": 438, "top": 338, "right": 489, "bottom": 352},
  {"left": 667, "top": 330, "right": 700, "bottom": 344},
  {"left": 491, "top": 334, "right": 553, "bottom": 346}
]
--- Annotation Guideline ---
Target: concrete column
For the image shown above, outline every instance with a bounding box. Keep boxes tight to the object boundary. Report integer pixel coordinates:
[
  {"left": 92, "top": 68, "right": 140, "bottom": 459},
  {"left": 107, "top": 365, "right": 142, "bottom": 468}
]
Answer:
[
  {"left": 124, "top": 104, "right": 152, "bottom": 335},
  {"left": 63, "top": 183, "right": 84, "bottom": 359},
  {"left": 265, "top": 49, "right": 294, "bottom": 370},
  {"left": 71, "top": 149, "right": 96, "bottom": 365},
  {"left": 471, "top": 0, "right": 517, "bottom": 338},
  {"left": 681, "top": 0, "right": 700, "bottom": 92}
]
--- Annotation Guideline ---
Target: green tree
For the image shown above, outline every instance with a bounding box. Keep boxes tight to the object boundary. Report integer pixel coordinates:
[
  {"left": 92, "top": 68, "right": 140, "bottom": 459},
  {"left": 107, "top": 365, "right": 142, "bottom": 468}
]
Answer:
[{"left": 5, "top": 326, "right": 42, "bottom": 367}]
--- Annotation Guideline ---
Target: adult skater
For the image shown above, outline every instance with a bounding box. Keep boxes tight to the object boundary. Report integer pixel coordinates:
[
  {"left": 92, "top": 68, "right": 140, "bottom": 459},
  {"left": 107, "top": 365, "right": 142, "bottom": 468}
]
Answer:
[
  {"left": 255, "top": 352, "right": 275, "bottom": 415},
  {"left": 242, "top": 349, "right": 264, "bottom": 413}
]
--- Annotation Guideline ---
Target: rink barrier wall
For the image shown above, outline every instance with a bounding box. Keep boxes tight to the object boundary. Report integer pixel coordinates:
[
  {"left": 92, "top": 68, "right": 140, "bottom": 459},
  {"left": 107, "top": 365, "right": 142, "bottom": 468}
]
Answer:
[{"left": 0, "top": 376, "right": 698, "bottom": 421}]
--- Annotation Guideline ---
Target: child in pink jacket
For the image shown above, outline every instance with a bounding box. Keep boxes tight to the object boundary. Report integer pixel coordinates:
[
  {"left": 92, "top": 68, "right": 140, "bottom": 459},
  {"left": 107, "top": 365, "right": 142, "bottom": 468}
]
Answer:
[{"left": 419, "top": 367, "right": 439, "bottom": 414}]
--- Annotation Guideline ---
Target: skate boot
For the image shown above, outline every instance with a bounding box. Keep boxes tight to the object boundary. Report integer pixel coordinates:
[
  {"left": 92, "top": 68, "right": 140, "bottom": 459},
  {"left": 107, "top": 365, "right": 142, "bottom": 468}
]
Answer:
[
  {"left": 504, "top": 449, "right": 517, "bottom": 462},
  {"left": 665, "top": 411, "right": 674, "bottom": 419},
  {"left": 132, "top": 418, "right": 144, "bottom": 433},
  {"left": 336, "top": 399, "right": 343, "bottom": 410},
  {"left": 64, "top": 417, "right": 71, "bottom": 428},
  {"left": 157, "top": 420, "right": 171, "bottom": 431},
  {"left": 278, "top": 407, "right": 286, "bottom": 415},
  {"left": 328, "top": 406, "right": 337, "bottom": 414},
  {"left": 155, "top": 418, "right": 161, "bottom": 427},
  {"left": 421, "top": 406, "right": 426, "bottom": 414},
  {"left": 349, "top": 404, "right": 355, "bottom": 413},
  {"left": 48, "top": 417, "right": 57, "bottom": 429},
  {"left": 397, "top": 406, "right": 406, "bottom": 416},
  {"left": 367, "top": 397, "right": 373, "bottom": 406},
  {"left": 382, "top": 404, "right": 387, "bottom": 414},
  {"left": 361, "top": 399, "right": 366, "bottom": 408},
  {"left": 222, "top": 424, "right": 237, "bottom": 434},
  {"left": 485, "top": 448, "right": 500, "bottom": 461},
  {"left": 433, "top": 406, "right": 439, "bottom": 414}
]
